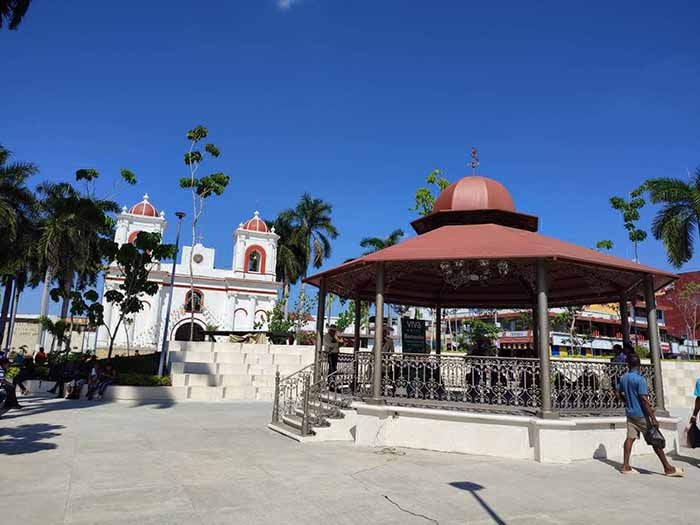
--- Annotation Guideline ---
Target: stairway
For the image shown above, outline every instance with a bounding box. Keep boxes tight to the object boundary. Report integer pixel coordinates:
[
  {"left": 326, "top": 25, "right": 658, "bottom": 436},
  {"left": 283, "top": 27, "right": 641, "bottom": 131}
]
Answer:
[{"left": 168, "top": 342, "right": 312, "bottom": 401}]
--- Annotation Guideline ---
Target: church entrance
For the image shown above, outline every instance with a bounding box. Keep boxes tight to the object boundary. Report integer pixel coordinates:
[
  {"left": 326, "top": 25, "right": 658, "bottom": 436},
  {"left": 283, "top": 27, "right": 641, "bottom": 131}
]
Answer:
[{"left": 174, "top": 322, "right": 206, "bottom": 342}]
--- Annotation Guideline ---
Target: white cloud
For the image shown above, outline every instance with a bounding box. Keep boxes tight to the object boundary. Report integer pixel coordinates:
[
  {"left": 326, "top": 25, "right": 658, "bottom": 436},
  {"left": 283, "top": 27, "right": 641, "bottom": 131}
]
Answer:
[{"left": 276, "top": 0, "right": 298, "bottom": 10}]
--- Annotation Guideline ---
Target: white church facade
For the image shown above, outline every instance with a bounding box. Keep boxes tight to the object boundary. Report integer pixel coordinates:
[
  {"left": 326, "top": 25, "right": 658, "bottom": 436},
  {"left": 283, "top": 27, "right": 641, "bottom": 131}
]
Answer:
[{"left": 96, "top": 194, "right": 281, "bottom": 349}]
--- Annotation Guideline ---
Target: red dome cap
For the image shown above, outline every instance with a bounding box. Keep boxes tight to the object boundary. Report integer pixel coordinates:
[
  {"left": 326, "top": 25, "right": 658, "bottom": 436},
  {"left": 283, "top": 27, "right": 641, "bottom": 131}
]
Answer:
[
  {"left": 433, "top": 176, "right": 515, "bottom": 213},
  {"left": 129, "top": 193, "right": 158, "bottom": 217},
  {"left": 242, "top": 211, "right": 268, "bottom": 233}
]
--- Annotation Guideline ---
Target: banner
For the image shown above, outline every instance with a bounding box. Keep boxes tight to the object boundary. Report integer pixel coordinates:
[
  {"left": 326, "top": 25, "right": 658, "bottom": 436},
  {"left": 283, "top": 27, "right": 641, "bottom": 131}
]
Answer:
[{"left": 401, "top": 318, "right": 427, "bottom": 353}]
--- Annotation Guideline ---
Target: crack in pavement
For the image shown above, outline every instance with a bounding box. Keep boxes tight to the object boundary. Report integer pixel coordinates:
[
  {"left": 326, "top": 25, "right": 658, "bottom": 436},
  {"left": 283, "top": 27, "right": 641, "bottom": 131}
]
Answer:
[{"left": 383, "top": 495, "right": 440, "bottom": 524}]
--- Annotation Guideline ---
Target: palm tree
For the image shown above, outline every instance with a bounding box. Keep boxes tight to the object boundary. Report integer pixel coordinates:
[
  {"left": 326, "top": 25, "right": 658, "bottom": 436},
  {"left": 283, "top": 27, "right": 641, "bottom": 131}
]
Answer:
[
  {"left": 359, "top": 229, "right": 405, "bottom": 335},
  {"left": 37, "top": 182, "right": 118, "bottom": 338},
  {"left": 283, "top": 193, "right": 338, "bottom": 299},
  {"left": 646, "top": 168, "right": 700, "bottom": 267},
  {"left": 268, "top": 212, "right": 305, "bottom": 318},
  {"left": 0, "top": 145, "right": 38, "bottom": 345},
  {"left": 360, "top": 228, "right": 404, "bottom": 255},
  {"left": 0, "top": 0, "right": 31, "bottom": 30}
]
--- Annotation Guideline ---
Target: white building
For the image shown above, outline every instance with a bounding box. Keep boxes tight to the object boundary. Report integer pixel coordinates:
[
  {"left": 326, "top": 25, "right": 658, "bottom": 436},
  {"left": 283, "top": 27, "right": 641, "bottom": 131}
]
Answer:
[{"left": 97, "top": 194, "right": 281, "bottom": 348}]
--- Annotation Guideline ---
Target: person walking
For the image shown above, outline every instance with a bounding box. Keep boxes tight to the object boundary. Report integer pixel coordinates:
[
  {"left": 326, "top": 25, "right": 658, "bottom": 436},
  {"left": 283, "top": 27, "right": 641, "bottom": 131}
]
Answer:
[{"left": 616, "top": 353, "right": 683, "bottom": 476}]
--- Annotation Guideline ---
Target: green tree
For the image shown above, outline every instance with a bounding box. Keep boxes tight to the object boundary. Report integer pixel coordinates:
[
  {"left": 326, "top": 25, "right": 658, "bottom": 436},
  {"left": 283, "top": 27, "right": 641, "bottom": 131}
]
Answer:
[
  {"left": 457, "top": 319, "right": 500, "bottom": 355},
  {"left": 179, "top": 125, "right": 229, "bottom": 340},
  {"left": 670, "top": 281, "right": 700, "bottom": 357},
  {"left": 610, "top": 191, "right": 647, "bottom": 262},
  {"left": 72, "top": 232, "right": 176, "bottom": 358},
  {"left": 37, "top": 180, "right": 119, "bottom": 323},
  {"left": 552, "top": 306, "right": 590, "bottom": 356},
  {"left": 644, "top": 167, "right": 700, "bottom": 268},
  {"left": 410, "top": 169, "right": 450, "bottom": 217},
  {"left": 268, "top": 212, "right": 305, "bottom": 319},
  {"left": 0, "top": 145, "right": 38, "bottom": 345},
  {"left": 595, "top": 240, "right": 614, "bottom": 252},
  {"left": 282, "top": 193, "right": 338, "bottom": 300},
  {"left": 0, "top": 0, "right": 31, "bottom": 30}
]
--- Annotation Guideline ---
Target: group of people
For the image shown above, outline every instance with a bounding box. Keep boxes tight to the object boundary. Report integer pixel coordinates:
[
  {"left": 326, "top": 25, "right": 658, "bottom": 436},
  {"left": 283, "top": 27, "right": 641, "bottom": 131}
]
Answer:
[
  {"left": 48, "top": 354, "right": 117, "bottom": 401},
  {"left": 0, "top": 348, "right": 117, "bottom": 418}
]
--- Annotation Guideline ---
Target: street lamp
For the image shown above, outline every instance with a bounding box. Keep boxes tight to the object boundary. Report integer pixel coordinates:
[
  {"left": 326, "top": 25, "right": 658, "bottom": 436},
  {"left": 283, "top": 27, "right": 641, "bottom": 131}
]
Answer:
[{"left": 158, "top": 211, "right": 186, "bottom": 376}]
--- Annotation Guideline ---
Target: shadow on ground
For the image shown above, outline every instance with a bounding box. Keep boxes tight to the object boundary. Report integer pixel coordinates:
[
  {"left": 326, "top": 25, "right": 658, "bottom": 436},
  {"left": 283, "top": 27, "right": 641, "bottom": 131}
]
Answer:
[
  {"left": 0, "top": 423, "right": 64, "bottom": 455},
  {"left": 449, "top": 481, "right": 506, "bottom": 525}
]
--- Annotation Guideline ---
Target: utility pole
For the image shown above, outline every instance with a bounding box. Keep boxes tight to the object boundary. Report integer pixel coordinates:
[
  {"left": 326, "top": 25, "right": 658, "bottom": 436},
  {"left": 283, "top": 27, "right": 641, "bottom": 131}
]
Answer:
[{"left": 158, "top": 211, "right": 186, "bottom": 376}]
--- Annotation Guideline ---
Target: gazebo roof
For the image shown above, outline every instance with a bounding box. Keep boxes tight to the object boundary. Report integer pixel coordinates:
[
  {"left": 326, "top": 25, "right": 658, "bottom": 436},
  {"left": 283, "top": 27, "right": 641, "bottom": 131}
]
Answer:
[
  {"left": 305, "top": 223, "right": 675, "bottom": 307},
  {"left": 304, "top": 175, "right": 676, "bottom": 308}
]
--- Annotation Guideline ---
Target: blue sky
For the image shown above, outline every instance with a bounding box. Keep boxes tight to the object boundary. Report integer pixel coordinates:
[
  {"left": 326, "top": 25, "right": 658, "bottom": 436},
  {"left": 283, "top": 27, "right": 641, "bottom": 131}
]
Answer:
[{"left": 3, "top": 0, "right": 700, "bottom": 314}]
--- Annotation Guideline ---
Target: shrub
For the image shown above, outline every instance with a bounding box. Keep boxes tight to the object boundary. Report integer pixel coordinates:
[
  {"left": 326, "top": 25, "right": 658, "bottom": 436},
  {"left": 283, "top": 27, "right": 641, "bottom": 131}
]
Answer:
[{"left": 116, "top": 373, "right": 171, "bottom": 386}]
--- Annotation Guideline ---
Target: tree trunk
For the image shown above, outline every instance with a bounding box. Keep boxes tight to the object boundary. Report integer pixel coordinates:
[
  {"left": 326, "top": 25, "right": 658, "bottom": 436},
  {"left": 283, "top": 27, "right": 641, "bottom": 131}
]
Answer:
[
  {"left": 4, "top": 275, "right": 23, "bottom": 353},
  {"left": 60, "top": 273, "right": 73, "bottom": 320},
  {"left": 283, "top": 281, "right": 290, "bottom": 319},
  {"left": 0, "top": 275, "right": 15, "bottom": 347}
]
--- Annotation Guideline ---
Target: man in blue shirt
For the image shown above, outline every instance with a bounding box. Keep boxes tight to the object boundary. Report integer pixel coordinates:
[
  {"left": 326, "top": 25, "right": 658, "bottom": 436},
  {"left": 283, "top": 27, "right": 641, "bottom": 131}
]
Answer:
[{"left": 616, "top": 353, "right": 683, "bottom": 476}]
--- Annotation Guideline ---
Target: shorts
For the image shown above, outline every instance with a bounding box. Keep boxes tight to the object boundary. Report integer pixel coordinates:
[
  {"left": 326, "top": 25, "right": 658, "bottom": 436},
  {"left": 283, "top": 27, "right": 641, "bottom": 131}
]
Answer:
[{"left": 626, "top": 416, "right": 648, "bottom": 439}]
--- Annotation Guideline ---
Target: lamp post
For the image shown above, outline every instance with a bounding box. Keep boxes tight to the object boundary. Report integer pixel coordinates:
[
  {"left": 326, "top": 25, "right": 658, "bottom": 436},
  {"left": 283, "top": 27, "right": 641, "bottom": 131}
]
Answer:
[{"left": 158, "top": 211, "right": 186, "bottom": 376}]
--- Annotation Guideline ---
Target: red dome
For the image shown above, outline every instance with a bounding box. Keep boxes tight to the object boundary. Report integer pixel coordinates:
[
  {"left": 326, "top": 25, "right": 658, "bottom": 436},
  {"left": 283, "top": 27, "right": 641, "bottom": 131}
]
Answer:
[
  {"left": 129, "top": 193, "right": 158, "bottom": 217},
  {"left": 242, "top": 211, "right": 268, "bottom": 233},
  {"left": 433, "top": 176, "right": 515, "bottom": 213}
]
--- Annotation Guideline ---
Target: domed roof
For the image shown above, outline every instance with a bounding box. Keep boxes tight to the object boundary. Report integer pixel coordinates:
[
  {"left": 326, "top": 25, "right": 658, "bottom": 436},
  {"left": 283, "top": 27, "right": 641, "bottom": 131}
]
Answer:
[
  {"left": 242, "top": 211, "right": 269, "bottom": 233},
  {"left": 433, "top": 176, "right": 515, "bottom": 213},
  {"left": 129, "top": 193, "right": 158, "bottom": 217}
]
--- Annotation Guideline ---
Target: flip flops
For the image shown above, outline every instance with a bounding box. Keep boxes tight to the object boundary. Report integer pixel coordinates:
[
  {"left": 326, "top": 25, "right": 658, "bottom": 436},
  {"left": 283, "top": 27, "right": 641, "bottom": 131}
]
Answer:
[
  {"left": 620, "top": 468, "right": 639, "bottom": 475},
  {"left": 665, "top": 467, "right": 685, "bottom": 478}
]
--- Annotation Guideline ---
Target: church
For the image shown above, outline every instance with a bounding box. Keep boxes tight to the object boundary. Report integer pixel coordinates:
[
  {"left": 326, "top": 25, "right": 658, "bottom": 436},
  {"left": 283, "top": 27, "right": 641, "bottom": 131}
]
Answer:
[{"left": 96, "top": 194, "right": 282, "bottom": 349}]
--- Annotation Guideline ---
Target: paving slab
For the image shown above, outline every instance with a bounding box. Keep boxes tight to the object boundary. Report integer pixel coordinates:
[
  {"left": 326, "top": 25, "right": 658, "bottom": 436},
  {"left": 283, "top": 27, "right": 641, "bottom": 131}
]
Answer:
[{"left": 1, "top": 394, "right": 699, "bottom": 524}]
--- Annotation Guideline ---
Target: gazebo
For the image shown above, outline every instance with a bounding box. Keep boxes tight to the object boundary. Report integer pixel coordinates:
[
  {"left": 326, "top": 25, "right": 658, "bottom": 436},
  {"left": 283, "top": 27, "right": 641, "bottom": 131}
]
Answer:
[{"left": 273, "top": 174, "right": 680, "bottom": 462}]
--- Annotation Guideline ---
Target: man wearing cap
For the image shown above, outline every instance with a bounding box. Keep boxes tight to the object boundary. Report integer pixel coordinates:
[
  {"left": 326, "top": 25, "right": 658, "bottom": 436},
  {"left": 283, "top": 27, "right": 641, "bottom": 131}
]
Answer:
[{"left": 323, "top": 324, "right": 341, "bottom": 375}]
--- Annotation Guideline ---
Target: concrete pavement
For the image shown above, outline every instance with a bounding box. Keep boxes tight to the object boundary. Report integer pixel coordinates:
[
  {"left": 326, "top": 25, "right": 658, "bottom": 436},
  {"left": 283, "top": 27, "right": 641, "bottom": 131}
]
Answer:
[{"left": 1, "top": 394, "right": 699, "bottom": 524}]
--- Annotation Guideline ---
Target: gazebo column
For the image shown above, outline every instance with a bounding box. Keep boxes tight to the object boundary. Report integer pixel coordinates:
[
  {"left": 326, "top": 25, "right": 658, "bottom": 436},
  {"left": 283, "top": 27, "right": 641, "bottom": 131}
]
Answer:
[
  {"left": 313, "top": 278, "right": 327, "bottom": 383},
  {"left": 536, "top": 259, "right": 556, "bottom": 418},
  {"left": 435, "top": 306, "right": 442, "bottom": 355},
  {"left": 369, "top": 262, "right": 385, "bottom": 403},
  {"left": 353, "top": 295, "right": 361, "bottom": 391},
  {"left": 644, "top": 274, "right": 668, "bottom": 415},
  {"left": 619, "top": 295, "right": 631, "bottom": 347},
  {"left": 531, "top": 297, "right": 539, "bottom": 356}
]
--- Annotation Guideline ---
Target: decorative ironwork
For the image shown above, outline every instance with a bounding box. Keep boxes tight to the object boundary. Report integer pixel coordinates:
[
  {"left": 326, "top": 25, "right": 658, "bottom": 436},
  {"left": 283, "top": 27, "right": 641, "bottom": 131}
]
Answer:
[
  {"left": 439, "top": 259, "right": 511, "bottom": 289},
  {"left": 551, "top": 359, "right": 656, "bottom": 414},
  {"left": 272, "top": 352, "right": 660, "bottom": 431},
  {"left": 378, "top": 354, "right": 540, "bottom": 408}
]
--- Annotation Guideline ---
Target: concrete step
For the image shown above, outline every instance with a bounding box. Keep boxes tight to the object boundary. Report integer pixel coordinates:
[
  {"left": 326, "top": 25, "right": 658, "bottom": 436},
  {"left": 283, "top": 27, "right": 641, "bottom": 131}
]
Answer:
[
  {"left": 223, "top": 385, "right": 257, "bottom": 400},
  {"left": 219, "top": 374, "right": 254, "bottom": 387},
  {"left": 177, "top": 362, "right": 217, "bottom": 375},
  {"left": 215, "top": 363, "right": 249, "bottom": 375},
  {"left": 170, "top": 351, "right": 215, "bottom": 364},
  {"left": 187, "top": 386, "right": 225, "bottom": 401},
  {"left": 251, "top": 375, "right": 277, "bottom": 387},
  {"left": 246, "top": 354, "right": 274, "bottom": 366},
  {"left": 213, "top": 353, "right": 246, "bottom": 364},
  {"left": 272, "top": 354, "right": 303, "bottom": 366},
  {"left": 256, "top": 386, "right": 276, "bottom": 400},
  {"left": 241, "top": 344, "right": 270, "bottom": 354},
  {"left": 282, "top": 414, "right": 304, "bottom": 431}
]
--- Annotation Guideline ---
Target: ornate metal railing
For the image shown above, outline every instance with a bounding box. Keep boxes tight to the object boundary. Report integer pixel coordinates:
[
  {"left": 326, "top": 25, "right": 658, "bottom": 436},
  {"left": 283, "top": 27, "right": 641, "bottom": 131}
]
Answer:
[
  {"left": 551, "top": 359, "right": 655, "bottom": 414},
  {"left": 271, "top": 363, "right": 313, "bottom": 429},
  {"left": 376, "top": 353, "right": 541, "bottom": 409},
  {"left": 273, "top": 353, "right": 659, "bottom": 430}
]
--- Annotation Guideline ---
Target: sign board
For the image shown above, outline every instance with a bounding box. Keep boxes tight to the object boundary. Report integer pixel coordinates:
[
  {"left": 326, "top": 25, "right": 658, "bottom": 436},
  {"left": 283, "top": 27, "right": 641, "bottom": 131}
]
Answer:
[{"left": 401, "top": 318, "right": 427, "bottom": 353}]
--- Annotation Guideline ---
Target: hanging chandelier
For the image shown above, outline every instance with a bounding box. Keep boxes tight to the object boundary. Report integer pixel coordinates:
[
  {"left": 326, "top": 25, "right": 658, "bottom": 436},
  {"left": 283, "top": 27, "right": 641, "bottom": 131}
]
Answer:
[{"left": 439, "top": 259, "right": 510, "bottom": 288}]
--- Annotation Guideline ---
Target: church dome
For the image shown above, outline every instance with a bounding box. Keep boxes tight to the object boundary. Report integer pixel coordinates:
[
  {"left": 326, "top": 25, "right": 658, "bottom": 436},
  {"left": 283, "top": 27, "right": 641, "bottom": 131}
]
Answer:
[
  {"left": 433, "top": 176, "right": 515, "bottom": 213},
  {"left": 242, "top": 211, "right": 269, "bottom": 233},
  {"left": 129, "top": 193, "right": 158, "bottom": 217}
]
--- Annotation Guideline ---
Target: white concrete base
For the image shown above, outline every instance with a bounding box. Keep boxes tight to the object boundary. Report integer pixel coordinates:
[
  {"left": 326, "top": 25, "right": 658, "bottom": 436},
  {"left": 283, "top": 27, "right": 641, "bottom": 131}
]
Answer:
[{"left": 349, "top": 403, "right": 679, "bottom": 464}]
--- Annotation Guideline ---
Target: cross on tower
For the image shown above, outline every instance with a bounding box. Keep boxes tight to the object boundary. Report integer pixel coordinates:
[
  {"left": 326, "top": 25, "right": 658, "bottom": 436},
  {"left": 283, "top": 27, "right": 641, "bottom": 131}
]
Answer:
[{"left": 470, "top": 147, "right": 480, "bottom": 176}]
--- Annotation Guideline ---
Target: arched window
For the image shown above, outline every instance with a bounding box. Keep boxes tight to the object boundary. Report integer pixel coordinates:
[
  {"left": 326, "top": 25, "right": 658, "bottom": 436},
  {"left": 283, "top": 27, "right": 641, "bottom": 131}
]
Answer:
[
  {"left": 185, "top": 290, "right": 203, "bottom": 312},
  {"left": 248, "top": 251, "right": 261, "bottom": 273}
]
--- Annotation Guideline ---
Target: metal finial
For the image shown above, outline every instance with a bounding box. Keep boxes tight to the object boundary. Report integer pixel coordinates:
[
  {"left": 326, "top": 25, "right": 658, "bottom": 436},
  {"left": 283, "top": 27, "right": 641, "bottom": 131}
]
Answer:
[{"left": 470, "top": 147, "right": 479, "bottom": 176}]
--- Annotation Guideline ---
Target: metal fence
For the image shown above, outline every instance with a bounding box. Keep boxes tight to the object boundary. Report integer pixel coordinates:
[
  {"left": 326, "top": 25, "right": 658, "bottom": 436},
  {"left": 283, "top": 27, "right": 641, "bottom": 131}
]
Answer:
[{"left": 551, "top": 359, "right": 655, "bottom": 414}]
